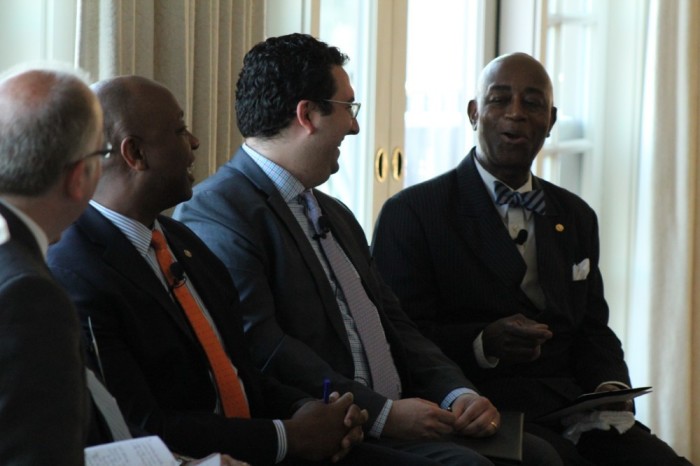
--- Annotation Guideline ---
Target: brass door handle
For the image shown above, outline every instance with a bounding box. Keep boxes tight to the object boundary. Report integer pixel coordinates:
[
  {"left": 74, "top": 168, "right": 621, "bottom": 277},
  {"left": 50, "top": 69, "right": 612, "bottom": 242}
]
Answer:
[
  {"left": 375, "top": 148, "right": 388, "bottom": 182},
  {"left": 391, "top": 147, "right": 403, "bottom": 181}
]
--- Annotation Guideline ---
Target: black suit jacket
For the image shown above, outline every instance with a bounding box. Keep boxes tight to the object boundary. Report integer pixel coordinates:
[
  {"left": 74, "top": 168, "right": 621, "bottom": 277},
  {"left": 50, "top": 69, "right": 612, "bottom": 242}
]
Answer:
[
  {"left": 48, "top": 206, "right": 309, "bottom": 464},
  {"left": 174, "top": 148, "right": 475, "bottom": 428},
  {"left": 0, "top": 204, "right": 88, "bottom": 465},
  {"left": 372, "top": 149, "right": 631, "bottom": 419}
]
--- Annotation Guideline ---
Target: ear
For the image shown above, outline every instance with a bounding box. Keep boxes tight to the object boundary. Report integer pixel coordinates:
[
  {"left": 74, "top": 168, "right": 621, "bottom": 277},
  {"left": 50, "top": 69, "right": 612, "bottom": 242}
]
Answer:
[
  {"left": 120, "top": 136, "right": 148, "bottom": 170},
  {"left": 547, "top": 106, "right": 558, "bottom": 137},
  {"left": 295, "top": 100, "right": 318, "bottom": 134},
  {"left": 63, "top": 158, "right": 100, "bottom": 203},
  {"left": 467, "top": 100, "right": 478, "bottom": 130}
]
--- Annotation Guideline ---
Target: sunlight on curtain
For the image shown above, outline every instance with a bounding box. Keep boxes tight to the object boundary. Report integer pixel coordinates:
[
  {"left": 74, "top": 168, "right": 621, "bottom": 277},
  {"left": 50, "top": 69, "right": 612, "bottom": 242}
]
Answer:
[
  {"left": 76, "top": 0, "right": 264, "bottom": 183},
  {"left": 627, "top": 0, "right": 699, "bottom": 460}
]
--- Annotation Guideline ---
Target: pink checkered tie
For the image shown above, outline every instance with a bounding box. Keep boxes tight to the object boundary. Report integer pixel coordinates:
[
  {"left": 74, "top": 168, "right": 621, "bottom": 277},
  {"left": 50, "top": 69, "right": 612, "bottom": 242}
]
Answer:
[{"left": 302, "top": 190, "right": 401, "bottom": 400}]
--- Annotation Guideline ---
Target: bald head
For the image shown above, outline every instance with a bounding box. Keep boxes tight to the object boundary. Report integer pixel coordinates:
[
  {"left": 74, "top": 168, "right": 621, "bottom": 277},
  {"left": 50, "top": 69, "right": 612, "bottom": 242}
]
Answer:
[
  {"left": 468, "top": 53, "right": 557, "bottom": 188},
  {"left": 90, "top": 75, "right": 199, "bottom": 224},
  {"left": 91, "top": 76, "right": 175, "bottom": 157},
  {"left": 0, "top": 69, "right": 101, "bottom": 195},
  {"left": 475, "top": 53, "right": 554, "bottom": 104}
]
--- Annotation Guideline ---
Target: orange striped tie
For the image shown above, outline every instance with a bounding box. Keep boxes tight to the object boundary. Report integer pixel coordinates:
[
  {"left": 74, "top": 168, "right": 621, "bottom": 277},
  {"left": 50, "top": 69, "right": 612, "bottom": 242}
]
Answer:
[{"left": 151, "top": 230, "right": 250, "bottom": 418}]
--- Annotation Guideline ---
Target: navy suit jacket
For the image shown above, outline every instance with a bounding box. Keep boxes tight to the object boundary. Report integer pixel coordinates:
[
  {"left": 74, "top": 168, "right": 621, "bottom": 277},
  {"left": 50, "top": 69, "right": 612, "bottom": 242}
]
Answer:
[
  {"left": 372, "top": 150, "right": 630, "bottom": 419},
  {"left": 48, "top": 206, "right": 309, "bottom": 464},
  {"left": 174, "top": 148, "right": 475, "bottom": 429},
  {"left": 0, "top": 204, "right": 87, "bottom": 465}
]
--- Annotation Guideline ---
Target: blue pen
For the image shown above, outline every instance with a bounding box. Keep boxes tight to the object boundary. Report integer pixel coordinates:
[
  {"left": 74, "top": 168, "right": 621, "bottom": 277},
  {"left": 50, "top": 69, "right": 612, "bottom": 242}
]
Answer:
[{"left": 322, "top": 378, "right": 331, "bottom": 403}]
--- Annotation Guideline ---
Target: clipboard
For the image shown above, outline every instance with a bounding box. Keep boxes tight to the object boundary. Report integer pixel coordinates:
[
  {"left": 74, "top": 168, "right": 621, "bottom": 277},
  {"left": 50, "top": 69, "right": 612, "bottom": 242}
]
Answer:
[{"left": 536, "top": 386, "right": 652, "bottom": 423}]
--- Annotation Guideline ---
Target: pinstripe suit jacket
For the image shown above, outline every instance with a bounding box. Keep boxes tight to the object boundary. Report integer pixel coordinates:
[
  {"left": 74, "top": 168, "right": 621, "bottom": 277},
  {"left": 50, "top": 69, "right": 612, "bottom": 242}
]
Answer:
[{"left": 372, "top": 149, "right": 630, "bottom": 419}]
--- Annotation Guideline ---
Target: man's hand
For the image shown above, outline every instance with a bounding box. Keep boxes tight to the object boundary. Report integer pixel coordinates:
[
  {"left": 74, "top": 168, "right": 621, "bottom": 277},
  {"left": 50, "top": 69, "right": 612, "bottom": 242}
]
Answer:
[
  {"left": 184, "top": 454, "right": 249, "bottom": 465},
  {"left": 383, "top": 398, "right": 456, "bottom": 440},
  {"left": 450, "top": 393, "right": 500, "bottom": 438},
  {"left": 284, "top": 392, "right": 366, "bottom": 463},
  {"left": 482, "top": 313, "right": 553, "bottom": 362},
  {"left": 328, "top": 391, "right": 369, "bottom": 462},
  {"left": 595, "top": 383, "right": 634, "bottom": 412}
]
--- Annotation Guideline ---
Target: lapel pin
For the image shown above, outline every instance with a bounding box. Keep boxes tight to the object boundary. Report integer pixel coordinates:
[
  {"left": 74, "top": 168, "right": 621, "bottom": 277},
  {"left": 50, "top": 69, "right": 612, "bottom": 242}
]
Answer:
[
  {"left": 555, "top": 224, "right": 564, "bottom": 232},
  {"left": 184, "top": 249, "right": 193, "bottom": 258}
]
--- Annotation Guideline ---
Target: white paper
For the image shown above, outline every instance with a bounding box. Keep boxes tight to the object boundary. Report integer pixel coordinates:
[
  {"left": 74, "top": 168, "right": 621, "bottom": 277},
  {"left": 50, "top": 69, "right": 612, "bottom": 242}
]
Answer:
[
  {"left": 194, "top": 454, "right": 223, "bottom": 466},
  {"left": 85, "top": 436, "right": 178, "bottom": 466}
]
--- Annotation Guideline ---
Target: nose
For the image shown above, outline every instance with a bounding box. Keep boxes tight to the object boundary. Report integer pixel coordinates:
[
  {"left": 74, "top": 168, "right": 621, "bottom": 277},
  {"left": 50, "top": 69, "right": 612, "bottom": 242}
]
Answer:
[
  {"left": 348, "top": 117, "right": 360, "bottom": 135},
  {"left": 189, "top": 131, "right": 200, "bottom": 150},
  {"left": 505, "top": 99, "right": 525, "bottom": 119}
]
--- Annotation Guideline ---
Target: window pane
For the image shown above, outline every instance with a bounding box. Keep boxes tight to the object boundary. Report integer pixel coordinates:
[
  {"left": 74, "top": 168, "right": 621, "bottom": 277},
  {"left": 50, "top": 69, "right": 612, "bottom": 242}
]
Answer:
[
  {"left": 403, "top": 0, "right": 480, "bottom": 187},
  {"left": 548, "top": 0, "right": 592, "bottom": 16},
  {"left": 317, "top": 0, "right": 372, "bottom": 226}
]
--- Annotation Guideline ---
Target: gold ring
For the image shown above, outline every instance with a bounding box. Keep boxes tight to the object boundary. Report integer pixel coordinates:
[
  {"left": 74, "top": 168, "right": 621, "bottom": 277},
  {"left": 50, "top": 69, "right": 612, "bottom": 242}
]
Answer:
[{"left": 490, "top": 421, "right": 498, "bottom": 429}]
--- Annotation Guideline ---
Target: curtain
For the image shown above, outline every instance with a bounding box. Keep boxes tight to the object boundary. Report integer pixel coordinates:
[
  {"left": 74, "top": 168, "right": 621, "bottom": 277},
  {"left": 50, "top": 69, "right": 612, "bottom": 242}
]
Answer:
[
  {"left": 75, "top": 0, "right": 265, "bottom": 181},
  {"left": 627, "top": 0, "right": 700, "bottom": 461}
]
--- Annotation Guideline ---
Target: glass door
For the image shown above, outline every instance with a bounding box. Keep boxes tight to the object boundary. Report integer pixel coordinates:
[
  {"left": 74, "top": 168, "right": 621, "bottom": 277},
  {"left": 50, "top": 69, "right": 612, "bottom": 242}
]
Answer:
[{"left": 266, "top": 0, "right": 491, "bottom": 234}]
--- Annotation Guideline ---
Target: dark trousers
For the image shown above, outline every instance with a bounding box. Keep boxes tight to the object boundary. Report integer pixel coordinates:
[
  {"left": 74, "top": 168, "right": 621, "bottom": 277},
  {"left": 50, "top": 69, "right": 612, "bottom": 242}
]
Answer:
[{"left": 525, "top": 422, "right": 693, "bottom": 466}]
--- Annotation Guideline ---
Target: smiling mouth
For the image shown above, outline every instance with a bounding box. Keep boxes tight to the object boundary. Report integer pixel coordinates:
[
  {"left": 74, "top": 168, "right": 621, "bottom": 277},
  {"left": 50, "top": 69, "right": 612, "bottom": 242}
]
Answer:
[{"left": 501, "top": 132, "right": 528, "bottom": 144}]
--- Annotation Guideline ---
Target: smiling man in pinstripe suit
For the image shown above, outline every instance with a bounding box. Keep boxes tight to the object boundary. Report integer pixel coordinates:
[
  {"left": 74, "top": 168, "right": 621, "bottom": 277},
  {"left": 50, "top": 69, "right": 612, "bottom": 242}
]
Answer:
[{"left": 372, "top": 52, "right": 690, "bottom": 466}]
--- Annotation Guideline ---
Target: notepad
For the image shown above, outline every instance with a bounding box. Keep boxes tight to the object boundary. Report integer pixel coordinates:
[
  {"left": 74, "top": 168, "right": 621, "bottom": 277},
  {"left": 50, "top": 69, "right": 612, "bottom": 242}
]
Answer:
[
  {"left": 453, "top": 411, "right": 523, "bottom": 464},
  {"left": 536, "top": 386, "right": 652, "bottom": 423},
  {"left": 85, "top": 436, "right": 221, "bottom": 466}
]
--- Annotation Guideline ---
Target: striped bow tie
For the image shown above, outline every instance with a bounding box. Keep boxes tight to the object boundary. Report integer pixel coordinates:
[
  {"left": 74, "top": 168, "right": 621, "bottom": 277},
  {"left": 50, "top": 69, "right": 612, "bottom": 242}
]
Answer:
[{"left": 494, "top": 180, "right": 546, "bottom": 215}]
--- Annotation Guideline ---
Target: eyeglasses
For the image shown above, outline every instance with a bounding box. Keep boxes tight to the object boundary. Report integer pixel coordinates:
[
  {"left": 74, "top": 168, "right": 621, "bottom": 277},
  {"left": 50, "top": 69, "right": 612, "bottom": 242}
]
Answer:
[
  {"left": 323, "top": 99, "right": 362, "bottom": 119},
  {"left": 65, "top": 143, "right": 114, "bottom": 168}
]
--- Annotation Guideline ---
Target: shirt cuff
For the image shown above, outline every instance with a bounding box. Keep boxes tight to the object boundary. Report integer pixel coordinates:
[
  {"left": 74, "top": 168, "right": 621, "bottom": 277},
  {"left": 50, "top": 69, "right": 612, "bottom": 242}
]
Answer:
[
  {"left": 441, "top": 388, "right": 478, "bottom": 410},
  {"left": 368, "top": 399, "right": 393, "bottom": 438},
  {"left": 473, "top": 331, "right": 499, "bottom": 368},
  {"left": 595, "top": 381, "right": 631, "bottom": 391},
  {"left": 273, "top": 419, "right": 287, "bottom": 463}
]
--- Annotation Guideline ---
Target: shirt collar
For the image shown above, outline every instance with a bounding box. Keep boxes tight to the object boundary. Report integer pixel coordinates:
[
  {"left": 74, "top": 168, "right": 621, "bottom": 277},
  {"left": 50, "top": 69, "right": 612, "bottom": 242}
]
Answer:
[
  {"left": 0, "top": 213, "right": 8, "bottom": 246},
  {"left": 89, "top": 200, "right": 158, "bottom": 257},
  {"left": 0, "top": 199, "right": 48, "bottom": 258},
  {"left": 474, "top": 156, "right": 534, "bottom": 201},
  {"left": 242, "top": 143, "right": 306, "bottom": 202}
]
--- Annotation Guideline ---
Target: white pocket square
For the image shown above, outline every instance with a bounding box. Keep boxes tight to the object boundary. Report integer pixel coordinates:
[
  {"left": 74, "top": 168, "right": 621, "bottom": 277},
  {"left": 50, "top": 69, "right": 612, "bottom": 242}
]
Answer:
[{"left": 572, "top": 258, "right": 590, "bottom": 281}]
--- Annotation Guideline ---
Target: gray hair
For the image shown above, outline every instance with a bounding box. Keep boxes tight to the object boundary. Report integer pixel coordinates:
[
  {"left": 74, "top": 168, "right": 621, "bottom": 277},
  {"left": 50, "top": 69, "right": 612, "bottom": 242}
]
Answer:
[{"left": 0, "top": 65, "right": 98, "bottom": 195}]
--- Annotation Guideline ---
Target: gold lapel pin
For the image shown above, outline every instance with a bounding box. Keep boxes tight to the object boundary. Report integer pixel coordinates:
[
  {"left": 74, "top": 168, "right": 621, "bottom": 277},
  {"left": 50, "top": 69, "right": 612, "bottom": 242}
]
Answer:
[
  {"left": 184, "top": 249, "right": 193, "bottom": 258},
  {"left": 555, "top": 224, "right": 564, "bottom": 232}
]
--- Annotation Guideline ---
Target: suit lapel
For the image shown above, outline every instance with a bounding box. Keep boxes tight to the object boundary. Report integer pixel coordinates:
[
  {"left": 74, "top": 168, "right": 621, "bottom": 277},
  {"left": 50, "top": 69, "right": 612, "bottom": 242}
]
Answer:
[
  {"left": 79, "top": 207, "right": 195, "bottom": 340},
  {"left": 230, "top": 151, "right": 352, "bottom": 351},
  {"left": 455, "top": 151, "right": 527, "bottom": 289}
]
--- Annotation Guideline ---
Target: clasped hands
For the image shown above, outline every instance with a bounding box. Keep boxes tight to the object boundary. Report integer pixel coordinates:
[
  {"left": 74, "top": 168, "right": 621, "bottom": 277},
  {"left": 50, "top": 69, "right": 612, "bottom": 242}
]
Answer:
[
  {"left": 285, "top": 391, "right": 368, "bottom": 463},
  {"left": 482, "top": 313, "right": 553, "bottom": 362},
  {"left": 384, "top": 393, "right": 500, "bottom": 440}
]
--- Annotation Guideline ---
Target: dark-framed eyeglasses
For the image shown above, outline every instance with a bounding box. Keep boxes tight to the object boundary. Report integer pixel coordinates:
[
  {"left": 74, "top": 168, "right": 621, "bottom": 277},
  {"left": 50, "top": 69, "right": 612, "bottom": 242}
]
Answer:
[
  {"left": 65, "top": 143, "right": 114, "bottom": 168},
  {"left": 323, "top": 99, "right": 362, "bottom": 119}
]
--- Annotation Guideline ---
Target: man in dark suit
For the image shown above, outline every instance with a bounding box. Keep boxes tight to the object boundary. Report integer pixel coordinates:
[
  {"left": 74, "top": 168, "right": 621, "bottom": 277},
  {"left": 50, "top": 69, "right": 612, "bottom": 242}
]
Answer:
[
  {"left": 48, "top": 74, "right": 446, "bottom": 466},
  {"left": 175, "top": 34, "right": 560, "bottom": 466},
  {"left": 0, "top": 67, "right": 104, "bottom": 465},
  {"left": 372, "top": 52, "right": 690, "bottom": 465}
]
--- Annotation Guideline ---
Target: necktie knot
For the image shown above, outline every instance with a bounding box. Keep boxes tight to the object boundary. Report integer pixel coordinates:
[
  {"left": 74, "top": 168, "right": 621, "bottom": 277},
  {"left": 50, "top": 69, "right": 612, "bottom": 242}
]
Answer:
[
  {"left": 151, "top": 230, "right": 167, "bottom": 251},
  {"left": 494, "top": 180, "right": 546, "bottom": 215},
  {"left": 301, "top": 190, "right": 327, "bottom": 236}
]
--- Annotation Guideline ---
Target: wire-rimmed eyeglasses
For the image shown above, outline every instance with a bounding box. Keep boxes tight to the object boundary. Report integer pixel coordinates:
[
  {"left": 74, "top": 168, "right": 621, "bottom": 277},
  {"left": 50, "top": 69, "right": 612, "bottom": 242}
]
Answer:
[
  {"left": 64, "top": 143, "right": 114, "bottom": 168},
  {"left": 323, "top": 99, "right": 361, "bottom": 119}
]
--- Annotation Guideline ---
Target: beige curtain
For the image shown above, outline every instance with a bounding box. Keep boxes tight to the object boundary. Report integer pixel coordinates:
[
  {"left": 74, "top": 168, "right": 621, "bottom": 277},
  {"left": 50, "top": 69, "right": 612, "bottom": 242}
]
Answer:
[
  {"left": 75, "top": 0, "right": 265, "bottom": 181},
  {"left": 627, "top": 0, "right": 700, "bottom": 462}
]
